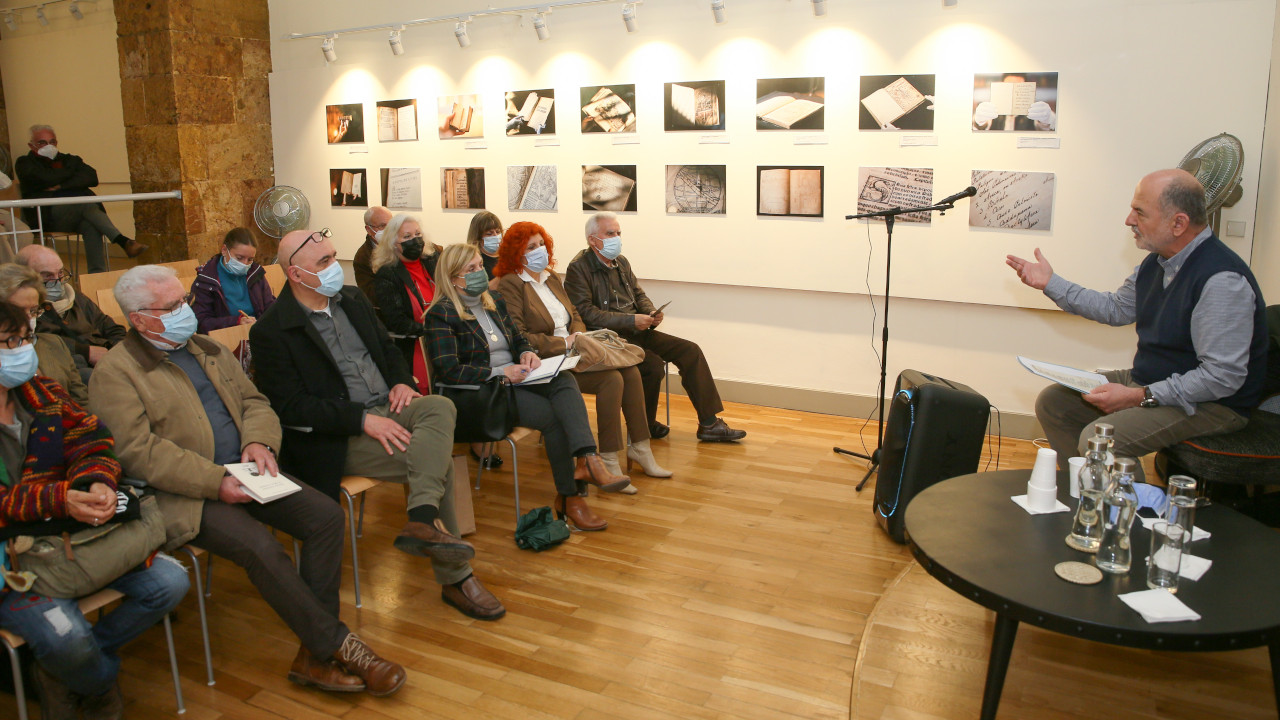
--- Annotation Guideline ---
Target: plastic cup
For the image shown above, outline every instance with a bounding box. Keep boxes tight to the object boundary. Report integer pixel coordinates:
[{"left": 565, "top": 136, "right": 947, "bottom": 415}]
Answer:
[
  {"left": 1029, "top": 447, "right": 1058, "bottom": 490},
  {"left": 1067, "top": 456, "right": 1086, "bottom": 498},
  {"left": 1146, "top": 521, "right": 1184, "bottom": 592}
]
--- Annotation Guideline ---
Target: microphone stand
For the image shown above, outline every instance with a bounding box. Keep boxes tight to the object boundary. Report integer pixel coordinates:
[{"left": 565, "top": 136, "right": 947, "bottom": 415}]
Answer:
[{"left": 834, "top": 198, "right": 963, "bottom": 491}]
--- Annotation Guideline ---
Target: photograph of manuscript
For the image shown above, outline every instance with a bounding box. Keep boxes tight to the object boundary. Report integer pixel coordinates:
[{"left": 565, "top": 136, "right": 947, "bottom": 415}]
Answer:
[
  {"left": 325, "top": 103, "right": 364, "bottom": 144},
  {"left": 376, "top": 99, "right": 418, "bottom": 142},
  {"left": 507, "top": 165, "right": 558, "bottom": 211},
  {"left": 441, "top": 167, "right": 486, "bottom": 210},
  {"left": 968, "top": 170, "right": 1055, "bottom": 231},
  {"left": 665, "top": 165, "right": 726, "bottom": 214},
  {"left": 756, "top": 167, "right": 823, "bottom": 217},
  {"left": 379, "top": 168, "right": 422, "bottom": 210},
  {"left": 665, "top": 81, "right": 726, "bottom": 131},
  {"left": 580, "top": 85, "right": 636, "bottom": 133},
  {"left": 582, "top": 165, "right": 637, "bottom": 212},
  {"left": 328, "top": 168, "right": 367, "bottom": 207},
  {"left": 971, "top": 72, "right": 1059, "bottom": 132},
  {"left": 756, "top": 77, "right": 825, "bottom": 131},
  {"left": 437, "top": 94, "right": 483, "bottom": 139},
  {"left": 858, "top": 75, "right": 935, "bottom": 130},
  {"left": 856, "top": 167, "right": 935, "bottom": 224},
  {"left": 505, "top": 89, "right": 556, "bottom": 136}
]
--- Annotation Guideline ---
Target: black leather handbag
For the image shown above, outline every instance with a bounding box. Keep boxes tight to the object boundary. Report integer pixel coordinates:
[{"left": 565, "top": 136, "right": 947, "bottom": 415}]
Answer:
[{"left": 437, "top": 376, "right": 519, "bottom": 443}]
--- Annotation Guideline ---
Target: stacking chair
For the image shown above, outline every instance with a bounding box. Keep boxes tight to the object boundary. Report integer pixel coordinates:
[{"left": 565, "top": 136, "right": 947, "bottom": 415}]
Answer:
[{"left": 339, "top": 476, "right": 383, "bottom": 608}]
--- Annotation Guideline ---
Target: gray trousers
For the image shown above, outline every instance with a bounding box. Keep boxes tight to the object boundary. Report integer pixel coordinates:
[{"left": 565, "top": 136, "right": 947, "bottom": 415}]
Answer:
[
  {"left": 46, "top": 203, "right": 122, "bottom": 274},
  {"left": 1036, "top": 369, "right": 1247, "bottom": 479},
  {"left": 343, "top": 394, "right": 470, "bottom": 586},
  {"left": 192, "top": 481, "right": 350, "bottom": 660},
  {"left": 514, "top": 372, "right": 597, "bottom": 495}
]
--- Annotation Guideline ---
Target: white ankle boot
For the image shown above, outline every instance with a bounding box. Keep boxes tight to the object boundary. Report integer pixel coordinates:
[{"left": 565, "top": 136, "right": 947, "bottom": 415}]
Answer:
[
  {"left": 600, "top": 452, "right": 638, "bottom": 494},
  {"left": 627, "top": 439, "right": 673, "bottom": 478}
]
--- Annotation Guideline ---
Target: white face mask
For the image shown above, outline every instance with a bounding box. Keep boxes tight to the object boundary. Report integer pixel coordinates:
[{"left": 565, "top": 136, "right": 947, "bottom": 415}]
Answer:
[
  {"left": 374, "top": 230, "right": 384, "bottom": 242},
  {"left": 35, "top": 144, "right": 58, "bottom": 160}
]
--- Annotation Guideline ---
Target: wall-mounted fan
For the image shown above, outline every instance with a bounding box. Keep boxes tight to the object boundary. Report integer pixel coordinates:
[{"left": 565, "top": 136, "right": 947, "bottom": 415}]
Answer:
[
  {"left": 1177, "top": 133, "right": 1244, "bottom": 233},
  {"left": 254, "top": 185, "right": 310, "bottom": 239}
]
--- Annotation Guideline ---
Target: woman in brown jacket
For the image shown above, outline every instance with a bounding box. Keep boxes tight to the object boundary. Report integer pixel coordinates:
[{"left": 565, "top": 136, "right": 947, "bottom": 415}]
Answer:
[{"left": 494, "top": 222, "right": 670, "bottom": 481}]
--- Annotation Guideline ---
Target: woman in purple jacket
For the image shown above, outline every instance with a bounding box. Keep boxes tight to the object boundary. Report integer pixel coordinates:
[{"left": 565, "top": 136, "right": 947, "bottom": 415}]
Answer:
[{"left": 190, "top": 228, "right": 277, "bottom": 333}]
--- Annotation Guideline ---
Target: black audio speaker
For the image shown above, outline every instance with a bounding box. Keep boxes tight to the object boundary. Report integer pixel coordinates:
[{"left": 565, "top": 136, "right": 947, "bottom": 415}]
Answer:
[{"left": 874, "top": 369, "right": 990, "bottom": 543}]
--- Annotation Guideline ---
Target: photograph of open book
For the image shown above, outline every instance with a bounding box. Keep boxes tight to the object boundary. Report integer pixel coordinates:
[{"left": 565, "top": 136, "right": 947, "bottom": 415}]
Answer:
[
  {"left": 376, "top": 99, "right": 418, "bottom": 142},
  {"left": 1017, "top": 356, "right": 1107, "bottom": 394},
  {"left": 756, "top": 166, "right": 822, "bottom": 217},
  {"left": 505, "top": 89, "right": 556, "bottom": 136},
  {"left": 664, "top": 80, "right": 725, "bottom": 131},
  {"left": 755, "top": 77, "right": 825, "bottom": 130},
  {"left": 508, "top": 165, "right": 558, "bottom": 211},
  {"left": 580, "top": 85, "right": 637, "bottom": 133},
  {"left": 437, "top": 93, "right": 483, "bottom": 138},
  {"left": 858, "top": 74, "right": 935, "bottom": 130},
  {"left": 328, "top": 168, "right": 367, "bottom": 207},
  {"left": 441, "top": 167, "right": 486, "bottom": 210},
  {"left": 582, "top": 165, "right": 637, "bottom": 212},
  {"left": 972, "top": 72, "right": 1058, "bottom": 132},
  {"left": 325, "top": 103, "right": 364, "bottom": 144},
  {"left": 380, "top": 167, "right": 422, "bottom": 210}
]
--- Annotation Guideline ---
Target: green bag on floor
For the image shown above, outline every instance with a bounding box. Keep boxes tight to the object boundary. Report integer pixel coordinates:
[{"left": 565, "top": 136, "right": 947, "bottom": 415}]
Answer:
[{"left": 514, "top": 506, "right": 570, "bottom": 551}]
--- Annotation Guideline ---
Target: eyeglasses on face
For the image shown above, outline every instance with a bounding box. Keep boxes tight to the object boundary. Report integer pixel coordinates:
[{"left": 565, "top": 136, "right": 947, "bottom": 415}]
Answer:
[
  {"left": 141, "top": 293, "right": 193, "bottom": 315},
  {"left": 287, "top": 228, "right": 333, "bottom": 267},
  {"left": 41, "top": 270, "right": 71, "bottom": 284},
  {"left": 1, "top": 334, "right": 32, "bottom": 350}
]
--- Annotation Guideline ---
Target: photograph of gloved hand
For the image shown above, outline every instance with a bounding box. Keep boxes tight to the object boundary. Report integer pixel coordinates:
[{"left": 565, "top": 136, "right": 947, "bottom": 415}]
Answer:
[{"left": 971, "top": 72, "right": 1059, "bottom": 132}]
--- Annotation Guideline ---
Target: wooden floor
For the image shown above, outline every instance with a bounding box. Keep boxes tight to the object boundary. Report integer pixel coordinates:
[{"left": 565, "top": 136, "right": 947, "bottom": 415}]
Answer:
[{"left": 8, "top": 397, "right": 1274, "bottom": 719}]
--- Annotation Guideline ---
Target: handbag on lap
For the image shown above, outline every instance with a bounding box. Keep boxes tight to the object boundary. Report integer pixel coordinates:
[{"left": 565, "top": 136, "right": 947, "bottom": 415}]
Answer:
[{"left": 568, "top": 329, "right": 644, "bottom": 373}]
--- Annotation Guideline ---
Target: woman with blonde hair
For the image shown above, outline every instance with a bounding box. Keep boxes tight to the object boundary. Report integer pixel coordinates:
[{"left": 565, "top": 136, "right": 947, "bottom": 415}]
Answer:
[
  {"left": 371, "top": 213, "right": 443, "bottom": 389},
  {"left": 425, "top": 243, "right": 630, "bottom": 532}
]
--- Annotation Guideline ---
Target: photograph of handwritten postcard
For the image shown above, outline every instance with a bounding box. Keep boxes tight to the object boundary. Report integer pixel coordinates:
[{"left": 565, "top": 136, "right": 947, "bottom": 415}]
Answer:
[
  {"left": 757, "top": 166, "right": 823, "bottom": 217},
  {"left": 664, "top": 80, "right": 726, "bottom": 131},
  {"left": 856, "top": 167, "right": 934, "bottom": 224},
  {"left": 438, "top": 94, "right": 483, "bottom": 139},
  {"left": 508, "top": 165, "right": 558, "bottom": 211},
  {"left": 582, "top": 165, "right": 637, "bottom": 211},
  {"left": 968, "top": 170, "right": 1055, "bottom": 231},
  {"left": 380, "top": 168, "right": 422, "bottom": 210},
  {"left": 756, "top": 77, "right": 825, "bottom": 131},
  {"left": 971, "top": 72, "right": 1059, "bottom": 132},
  {"left": 505, "top": 89, "right": 555, "bottom": 136},
  {"left": 329, "top": 168, "right": 367, "bottom": 207},
  {"left": 858, "top": 74, "right": 935, "bottom": 131},
  {"left": 441, "top": 167, "right": 486, "bottom": 210},
  {"left": 580, "top": 85, "right": 637, "bottom": 133}
]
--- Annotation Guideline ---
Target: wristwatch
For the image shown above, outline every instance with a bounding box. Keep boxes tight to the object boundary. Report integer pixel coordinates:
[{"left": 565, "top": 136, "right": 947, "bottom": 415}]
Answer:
[{"left": 1140, "top": 386, "right": 1159, "bottom": 408}]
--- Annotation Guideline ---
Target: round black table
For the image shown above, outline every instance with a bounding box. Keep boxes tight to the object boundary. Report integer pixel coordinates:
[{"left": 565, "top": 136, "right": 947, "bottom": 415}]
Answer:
[{"left": 905, "top": 470, "right": 1280, "bottom": 720}]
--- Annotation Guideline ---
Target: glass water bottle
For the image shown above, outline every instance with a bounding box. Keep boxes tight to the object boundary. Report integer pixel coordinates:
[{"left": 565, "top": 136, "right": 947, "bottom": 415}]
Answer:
[
  {"left": 1065, "top": 438, "right": 1110, "bottom": 552},
  {"left": 1093, "top": 422, "right": 1116, "bottom": 470},
  {"left": 1096, "top": 457, "right": 1140, "bottom": 574}
]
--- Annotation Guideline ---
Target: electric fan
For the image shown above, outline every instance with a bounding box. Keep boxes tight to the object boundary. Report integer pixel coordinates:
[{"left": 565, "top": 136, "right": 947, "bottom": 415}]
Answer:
[
  {"left": 253, "top": 185, "right": 310, "bottom": 239},
  {"left": 1177, "top": 133, "right": 1244, "bottom": 232}
]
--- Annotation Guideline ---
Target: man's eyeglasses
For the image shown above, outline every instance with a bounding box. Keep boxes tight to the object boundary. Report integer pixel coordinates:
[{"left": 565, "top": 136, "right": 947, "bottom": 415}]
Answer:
[
  {"left": 30, "top": 139, "right": 56, "bottom": 148},
  {"left": 287, "top": 228, "right": 333, "bottom": 267},
  {"left": 2, "top": 334, "right": 33, "bottom": 350},
  {"left": 141, "top": 293, "right": 193, "bottom": 315},
  {"left": 41, "top": 270, "right": 71, "bottom": 284},
  {"left": 24, "top": 306, "right": 44, "bottom": 321}
]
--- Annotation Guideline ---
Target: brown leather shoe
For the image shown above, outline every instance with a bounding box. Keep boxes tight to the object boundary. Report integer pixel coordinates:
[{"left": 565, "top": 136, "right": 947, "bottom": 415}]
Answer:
[
  {"left": 119, "top": 237, "right": 149, "bottom": 258},
  {"left": 696, "top": 417, "right": 747, "bottom": 442},
  {"left": 555, "top": 493, "right": 608, "bottom": 531},
  {"left": 78, "top": 681, "right": 122, "bottom": 720},
  {"left": 442, "top": 575, "right": 506, "bottom": 620},
  {"left": 573, "top": 454, "right": 631, "bottom": 492},
  {"left": 393, "top": 518, "right": 475, "bottom": 563},
  {"left": 288, "top": 646, "right": 365, "bottom": 693},
  {"left": 335, "top": 633, "right": 406, "bottom": 697},
  {"left": 33, "top": 665, "right": 79, "bottom": 720}
]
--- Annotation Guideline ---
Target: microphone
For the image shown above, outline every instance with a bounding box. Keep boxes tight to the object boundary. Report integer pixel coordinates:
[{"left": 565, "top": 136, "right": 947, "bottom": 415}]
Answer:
[{"left": 937, "top": 186, "right": 977, "bottom": 206}]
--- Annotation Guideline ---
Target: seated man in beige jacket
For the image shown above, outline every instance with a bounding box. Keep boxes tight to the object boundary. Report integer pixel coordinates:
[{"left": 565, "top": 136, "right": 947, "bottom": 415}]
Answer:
[{"left": 89, "top": 265, "right": 406, "bottom": 698}]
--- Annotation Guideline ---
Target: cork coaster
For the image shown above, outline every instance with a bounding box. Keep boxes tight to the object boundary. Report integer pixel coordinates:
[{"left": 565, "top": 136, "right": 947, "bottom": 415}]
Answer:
[{"left": 1055, "top": 561, "right": 1103, "bottom": 585}]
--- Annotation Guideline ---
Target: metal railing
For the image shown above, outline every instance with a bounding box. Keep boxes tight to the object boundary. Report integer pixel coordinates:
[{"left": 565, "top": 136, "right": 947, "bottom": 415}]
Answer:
[{"left": 0, "top": 191, "right": 183, "bottom": 254}]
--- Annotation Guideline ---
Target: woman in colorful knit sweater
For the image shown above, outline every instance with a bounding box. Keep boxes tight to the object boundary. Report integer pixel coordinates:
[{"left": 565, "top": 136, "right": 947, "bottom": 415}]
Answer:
[{"left": 0, "top": 301, "right": 189, "bottom": 719}]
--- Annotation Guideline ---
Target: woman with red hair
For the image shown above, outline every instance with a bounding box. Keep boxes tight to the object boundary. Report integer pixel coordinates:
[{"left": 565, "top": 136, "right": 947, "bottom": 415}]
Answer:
[{"left": 495, "top": 222, "right": 670, "bottom": 484}]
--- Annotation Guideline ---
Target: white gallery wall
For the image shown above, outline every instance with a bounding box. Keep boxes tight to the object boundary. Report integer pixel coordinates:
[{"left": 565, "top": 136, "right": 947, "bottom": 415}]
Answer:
[{"left": 267, "top": 0, "right": 1275, "bottom": 428}]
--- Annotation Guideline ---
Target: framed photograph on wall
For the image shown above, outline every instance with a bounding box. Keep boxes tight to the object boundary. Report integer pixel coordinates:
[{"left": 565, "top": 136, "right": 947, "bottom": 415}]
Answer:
[
  {"left": 508, "top": 166, "right": 558, "bottom": 211},
  {"left": 441, "top": 167, "right": 486, "bottom": 209},
  {"left": 856, "top": 167, "right": 934, "bottom": 223},
  {"left": 664, "top": 80, "right": 726, "bottom": 131},
  {"left": 756, "top": 166, "right": 822, "bottom": 217},
  {"left": 375, "top": 99, "right": 418, "bottom": 142},
  {"left": 325, "top": 103, "right": 364, "bottom": 144},
  {"left": 968, "top": 170, "right": 1055, "bottom": 230},
  {"left": 505, "top": 89, "right": 555, "bottom": 136},
  {"left": 858, "top": 75, "right": 935, "bottom": 131},
  {"left": 380, "top": 168, "right": 422, "bottom": 209},
  {"left": 665, "top": 165, "right": 726, "bottom": 214},
  {"left": 756, "top": 77, "right": 825, "bottom": 130},
  {"left": 328, "top": 168, "right": 367, "bottom": 207},
  {"left": 971, "top": 72, "right": 1059, "bottom": 132},
  {"left": 582, "top": 165, "right": 637, "bottom": 211},
  {"left": 438, "top": 94, "right": 483, "bottom": 139},
  {"left": 580, "top": 85, "right": 636, "bottom": 133}
]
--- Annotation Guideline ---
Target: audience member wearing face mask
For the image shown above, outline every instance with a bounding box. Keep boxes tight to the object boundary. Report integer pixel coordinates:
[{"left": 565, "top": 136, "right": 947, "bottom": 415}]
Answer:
[{"left": 190, "top": 227, "right": 277, "bottom": 333}]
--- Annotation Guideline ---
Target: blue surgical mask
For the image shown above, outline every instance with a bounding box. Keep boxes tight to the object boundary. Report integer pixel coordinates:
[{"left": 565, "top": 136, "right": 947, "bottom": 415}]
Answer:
[
  {"left": 482, "top": 234, "right": 502, "bottom": 254},
  {"left": 0, "top": 343, "right": 38, "bottom": 389},
  {"left": 298, "top": 262, "right": 345, "bottom": 297},
  {"left": 144, "top": 303, "right": 198, "bottom": 347},
  {"left": 525, "top": 246, "right": 549, "bottom": 274},
  {"left": 599, "top": 236, "right": 622, "bottom": 260},
  {"left": 222, "top": 252, "right": 251, "bottom": 276},
  {"left": 44, "top": 280, "right": 65, "bottom": 301},
  {"left": 462, "top": 270, "right": 489, "bottom": 297}
]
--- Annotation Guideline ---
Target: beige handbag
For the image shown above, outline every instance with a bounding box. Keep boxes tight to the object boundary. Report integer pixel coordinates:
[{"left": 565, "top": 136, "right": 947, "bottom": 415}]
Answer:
[{"left": 568, "top": 329, "right": 645, "bottom": 373}]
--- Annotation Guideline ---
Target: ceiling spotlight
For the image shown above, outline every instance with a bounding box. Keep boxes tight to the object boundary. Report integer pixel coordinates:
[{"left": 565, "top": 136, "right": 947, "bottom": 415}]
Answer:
[
  {"left": 710, "top": 0, "right": 726, "bottom": 24},
  {"left": 388, "top": 27, "right": 404, "bottom": 55},
  {"left": 811, "top": 0, "right": 826, "bottom": 16},
  {"left": 35, "top": 5, "right": 48, "bottom": 26},
  {"left": 454, "top": 21, "right": 470, "bottom": 47},
  {"left": 320, "top": 35, "right": 337, "bottom": 63},
  {"left": 69, "top": 1, "right": 83, "bottom": 20},
  {"left": 3, "top": 11, "right": 16, "bottom": 31},
  {"left": 532, "top": 13, "right": 549, "bottom": 41},
  {"left": 622, "top": 4, "right": 638, "bottom": 32}
]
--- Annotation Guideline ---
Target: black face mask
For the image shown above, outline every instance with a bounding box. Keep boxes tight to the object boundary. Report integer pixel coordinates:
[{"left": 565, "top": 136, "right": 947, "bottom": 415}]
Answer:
[{"left": 400, "top": 237, "right": 425, "bottom": 261}]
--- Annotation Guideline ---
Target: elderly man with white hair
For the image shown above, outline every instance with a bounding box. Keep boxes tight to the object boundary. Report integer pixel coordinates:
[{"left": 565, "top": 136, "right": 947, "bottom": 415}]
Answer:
[
  {"left": 18, "top": 244, "right": 125, "bottom": 381},
  {"left": 89, "top": 264, "right": 406, "bottom": 698}
]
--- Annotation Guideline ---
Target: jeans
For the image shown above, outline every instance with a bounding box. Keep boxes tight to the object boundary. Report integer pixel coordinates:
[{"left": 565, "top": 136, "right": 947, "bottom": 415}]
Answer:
[{"left": 0, "top": 553, "right": 189, "bottom": 697}]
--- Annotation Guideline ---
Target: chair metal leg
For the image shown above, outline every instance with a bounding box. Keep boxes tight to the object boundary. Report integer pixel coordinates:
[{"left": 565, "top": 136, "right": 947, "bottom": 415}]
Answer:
[
  {"left": 664, "top": 362, "right": 671, "bottom": 426},
  {"left": 292, "top": 539, "right": 301, "bottom": 573},
  {"left": 162, "top": 614, "right": 186, "bottom": 714},
  {"left": 4, "top": 641, "right": 27, "bottom": 720},
  {"left": 357, "top": 493, "right": 367, "bottom": 538},
  {"left": 176, "top": 547, "right": 215, "bottom": 686},
  {"left": 341, "top": 488, "right": 363, "bottom": 609},
  {"left": 506, "top": 436, "right": 521, "bottom": 521}
]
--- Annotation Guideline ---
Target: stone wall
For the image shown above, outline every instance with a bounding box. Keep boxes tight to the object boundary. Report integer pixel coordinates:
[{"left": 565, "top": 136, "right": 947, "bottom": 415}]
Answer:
[{"left": 115, "top": 0, "right": 275, "bottom": 263}]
